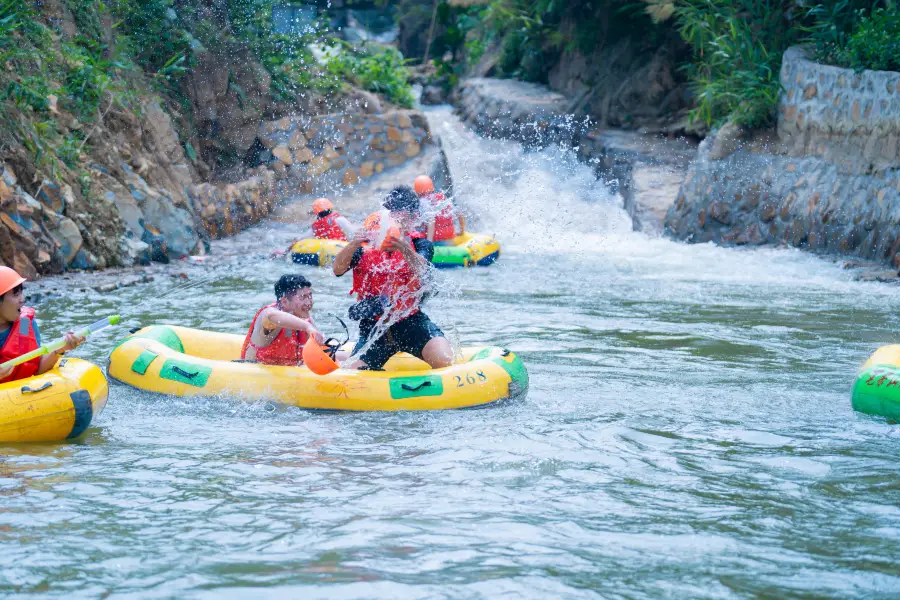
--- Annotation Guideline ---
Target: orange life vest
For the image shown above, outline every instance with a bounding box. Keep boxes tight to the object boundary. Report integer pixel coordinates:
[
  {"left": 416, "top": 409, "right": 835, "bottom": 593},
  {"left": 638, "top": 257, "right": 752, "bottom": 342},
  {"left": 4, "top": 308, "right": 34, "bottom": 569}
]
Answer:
[
  {"left": 0, "top": 306, "right": 40, "bottom": 383},
  {"left": 351, "top": 243, "right": 422, "bottom": 318},
  {"left": 240, "top": 303, "right": 310, "bottom": 366},
  {"left": 424, "top": 192, "right": 455, "bottom": 241},
  {"left": 312, "top": 212, "right": 347, "bottom": 241}
]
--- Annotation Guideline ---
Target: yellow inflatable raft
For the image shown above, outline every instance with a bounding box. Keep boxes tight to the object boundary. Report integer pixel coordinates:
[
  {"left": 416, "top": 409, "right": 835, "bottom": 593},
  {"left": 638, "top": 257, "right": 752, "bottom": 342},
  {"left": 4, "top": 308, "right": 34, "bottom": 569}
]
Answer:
[
  {"left": 108, "top": 325, "right": 528, "bottom": 411},
  {"left": 289, "top": 233, "right": 501, "bottom": 269},
  {"left": 0, "top": 358, "right": 108, "bottom": 442},
  {"left": 290, "top": 238, "right": 347, "bottom": 266}
]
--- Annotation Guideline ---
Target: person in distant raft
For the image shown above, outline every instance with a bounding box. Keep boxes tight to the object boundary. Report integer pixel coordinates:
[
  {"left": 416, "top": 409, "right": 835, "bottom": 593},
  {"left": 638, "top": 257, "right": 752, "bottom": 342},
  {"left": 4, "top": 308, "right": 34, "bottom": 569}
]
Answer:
[
  {"left": 333, "top": 185, "right": 453, "bottom": 370},
  {"left": 310, "top": 197, "right": 355, "bottom": 241},
  {"left": 414, "top": 175, "right": 465, "bottom": 244},
  {"left": 241, "top": 274, "right": 325, "bottom": 366},
  {"left": 0, "top": 266, "right": 84, "bottom": 383}
]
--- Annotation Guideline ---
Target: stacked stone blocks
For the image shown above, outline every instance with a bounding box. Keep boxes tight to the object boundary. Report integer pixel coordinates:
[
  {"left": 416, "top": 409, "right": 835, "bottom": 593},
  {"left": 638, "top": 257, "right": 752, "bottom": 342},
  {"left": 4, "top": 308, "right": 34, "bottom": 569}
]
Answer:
[
  {"left": 257, "top": 109, "right": 430, "bottom": 195},
  {"left": 666, "top": 46, "right": 900, "bottom": 266}
]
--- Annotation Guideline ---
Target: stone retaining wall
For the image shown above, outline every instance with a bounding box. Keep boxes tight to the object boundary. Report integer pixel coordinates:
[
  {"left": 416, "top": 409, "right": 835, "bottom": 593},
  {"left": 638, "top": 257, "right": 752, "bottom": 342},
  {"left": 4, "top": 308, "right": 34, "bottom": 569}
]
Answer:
[
  {"left": 666, "top": 47, "right": 900, "bottom": 266},
  {"left": 456, "top": 78, "right": 582, "bottom": 146},
  {"left": 779, "top": 47, "right": 900, "bottom": 174},
  {"left": 665, "top": 141, "right": 900, "bottom": 263},
  {"left": 187, "top": 170, "right": 277, "bottom": 241},
  {"left": 256, "top": 109, "right": 431, "bottom": 194}
]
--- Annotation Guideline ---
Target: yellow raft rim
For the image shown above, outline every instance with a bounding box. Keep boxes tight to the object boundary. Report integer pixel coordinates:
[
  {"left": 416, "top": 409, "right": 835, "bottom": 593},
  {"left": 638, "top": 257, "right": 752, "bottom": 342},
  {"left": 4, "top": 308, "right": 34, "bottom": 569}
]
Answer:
[
  {"left": 0, "top": 357, "right": 108, "bottom": 443},
  {"left": 289, "top": 237, "right": 346, "bottom": 267},
  {"left": 108, "top": 325, "right": 529, "bottom": 411},
  {"left": 289, "top": 232, "right": 501, "bottom": 269}
]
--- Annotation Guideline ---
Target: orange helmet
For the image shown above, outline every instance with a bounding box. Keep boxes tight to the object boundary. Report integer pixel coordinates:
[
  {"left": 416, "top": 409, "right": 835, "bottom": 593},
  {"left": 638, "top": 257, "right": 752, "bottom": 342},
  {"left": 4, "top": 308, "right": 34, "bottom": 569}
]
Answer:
[
  {"left": 0, "top": 266, "right": 26, "bottom": 297},
  {"left": 311, "top": 198, "right": 334, "bottom": 214},
  {"left": 413, "top": 175, "right": 434, "bottom": 196}
]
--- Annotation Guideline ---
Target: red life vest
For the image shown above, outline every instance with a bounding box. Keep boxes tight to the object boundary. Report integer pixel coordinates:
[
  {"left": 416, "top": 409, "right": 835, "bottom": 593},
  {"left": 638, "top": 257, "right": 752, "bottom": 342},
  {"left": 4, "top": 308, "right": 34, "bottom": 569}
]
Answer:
[
  {"left": 351, "top": 243, "right": 422, "bottom": 318},
  {"left": 240, "top": 303, "right": 310, "bottom": 366},
  {"left": 312, "top": 212, "right": 347, "bottom": 241},
  {"left": 0, "top": 306, "right": 40, "bottom": 384},
  {"left": 422, "top": 192, "right": 455, "bottom": 241}
]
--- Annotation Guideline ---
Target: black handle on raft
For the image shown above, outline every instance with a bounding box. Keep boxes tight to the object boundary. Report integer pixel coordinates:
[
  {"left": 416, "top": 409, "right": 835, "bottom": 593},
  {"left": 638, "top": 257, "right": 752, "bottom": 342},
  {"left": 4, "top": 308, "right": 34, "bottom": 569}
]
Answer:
[
  {"left": 21, "top": 382, "right": 53, "bottom": 394},
  {"left": 323, "top": 337, "right": 342, "bottom": 361},
  {"left": 401, "top": 381, "right": 432, "bottom": 392},
  {"left": 501, "top": 349, "right": 511, "bottom": 357},
  {"left": 171, "top": 366, "right": 199, "bottom": 379}
]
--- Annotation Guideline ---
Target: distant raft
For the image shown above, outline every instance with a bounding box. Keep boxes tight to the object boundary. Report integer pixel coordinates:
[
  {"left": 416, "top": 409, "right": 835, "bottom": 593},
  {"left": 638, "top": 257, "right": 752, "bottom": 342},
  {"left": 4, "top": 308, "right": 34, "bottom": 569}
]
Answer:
[
  {"left": 0, "top": 358, "right": 108, "bottom": 442},
  {"left": 108, "top": 325, "right": 528, "bottom": 411},
  {"left": 289, "top": 232, "right": 501, "bottom": 269},
  {"left": 431, "top": 233, "right": 501, "bottom": 269},
  {"left": 289, "top": 238, "right": 347, "bottom": 266},
  {"left": 852, "top": 345, "right": 900, "bottom": 420}
]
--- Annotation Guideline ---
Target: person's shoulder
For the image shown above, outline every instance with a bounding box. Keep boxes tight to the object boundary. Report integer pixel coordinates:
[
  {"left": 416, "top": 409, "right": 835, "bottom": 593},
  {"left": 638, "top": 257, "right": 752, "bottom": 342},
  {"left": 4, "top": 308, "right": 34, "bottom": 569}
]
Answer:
[{"left": 257, "top": 305, "right": 278, "bottom": 322}]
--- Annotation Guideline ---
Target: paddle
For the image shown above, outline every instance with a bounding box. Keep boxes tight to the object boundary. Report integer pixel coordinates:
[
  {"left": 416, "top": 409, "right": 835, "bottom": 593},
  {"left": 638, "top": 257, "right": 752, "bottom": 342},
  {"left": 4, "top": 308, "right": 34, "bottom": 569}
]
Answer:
[{"left": 0, "top": 314, "right": 121, "bottom": 370}]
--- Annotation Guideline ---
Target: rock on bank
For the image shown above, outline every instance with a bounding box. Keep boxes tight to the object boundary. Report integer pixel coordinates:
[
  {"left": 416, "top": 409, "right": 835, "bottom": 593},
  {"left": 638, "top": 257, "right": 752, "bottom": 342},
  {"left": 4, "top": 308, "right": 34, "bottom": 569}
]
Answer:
[{"left": 1, "top": 102, "right": 434, "bottom": 277}]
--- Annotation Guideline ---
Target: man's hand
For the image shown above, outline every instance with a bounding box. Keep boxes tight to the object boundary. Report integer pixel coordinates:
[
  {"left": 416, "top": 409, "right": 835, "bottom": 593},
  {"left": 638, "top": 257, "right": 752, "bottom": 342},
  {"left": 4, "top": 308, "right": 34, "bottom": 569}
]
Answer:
[
  {"left": 382, "top": 236, "right": 413, "bottom": 255},
  {"left": 385, "top": 236, "right": 429, "bottom": 279},
  {"left": 62, "top": 331, "right": 85, "bottom": 352},
  {"left": 305, "top": 324, "right": 325, "bottom": 345},
  {"left": 0, "top": 363, "right": 13, "bottom": 380}
]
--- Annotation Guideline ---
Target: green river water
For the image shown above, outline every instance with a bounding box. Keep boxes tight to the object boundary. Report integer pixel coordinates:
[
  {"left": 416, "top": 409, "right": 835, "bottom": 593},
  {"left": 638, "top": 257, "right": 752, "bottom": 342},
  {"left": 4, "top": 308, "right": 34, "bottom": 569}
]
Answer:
[{"left": 1, "top": 108, "right": 899, "bottom": 599}]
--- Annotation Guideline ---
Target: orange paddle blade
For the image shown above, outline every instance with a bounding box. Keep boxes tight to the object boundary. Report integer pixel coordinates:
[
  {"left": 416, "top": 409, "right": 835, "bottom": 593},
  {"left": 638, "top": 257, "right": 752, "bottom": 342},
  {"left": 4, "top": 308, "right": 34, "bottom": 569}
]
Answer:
[{"left": 302, "top": 340, "right": 340, "bottom": 375}]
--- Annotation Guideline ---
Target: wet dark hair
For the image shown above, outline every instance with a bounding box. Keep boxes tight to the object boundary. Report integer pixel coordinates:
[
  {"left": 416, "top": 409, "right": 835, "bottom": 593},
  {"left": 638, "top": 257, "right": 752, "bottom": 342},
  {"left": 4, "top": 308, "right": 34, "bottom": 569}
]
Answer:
[
  {"left": 383, "top": 185, "right": 420, "bottom": 215},
  {"left": 275, "top": 274, "right": 311, "bottom": 300}
]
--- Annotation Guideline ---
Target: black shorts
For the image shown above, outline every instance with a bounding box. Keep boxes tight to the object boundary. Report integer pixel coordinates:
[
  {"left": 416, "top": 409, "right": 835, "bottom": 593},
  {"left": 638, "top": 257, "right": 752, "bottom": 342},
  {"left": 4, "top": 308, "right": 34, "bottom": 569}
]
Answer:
[{"left": 353, "top": 311, "right": 445, "bottom": 370}]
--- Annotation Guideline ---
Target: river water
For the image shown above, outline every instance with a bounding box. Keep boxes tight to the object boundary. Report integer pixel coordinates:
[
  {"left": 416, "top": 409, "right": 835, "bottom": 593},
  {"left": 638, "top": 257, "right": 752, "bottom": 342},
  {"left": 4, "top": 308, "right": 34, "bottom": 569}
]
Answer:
[{"left": 2, "top": 107, "right": 900, "bottom": 599}]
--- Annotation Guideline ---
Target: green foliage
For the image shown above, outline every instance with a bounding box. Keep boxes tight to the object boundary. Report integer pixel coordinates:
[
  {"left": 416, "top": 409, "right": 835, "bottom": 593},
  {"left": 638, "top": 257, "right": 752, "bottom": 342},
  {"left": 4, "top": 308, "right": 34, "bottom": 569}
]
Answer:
[
  {"left": 328, "top": 44, "right": 414, "bottom": 108},
  {"left": 460, "top": 0, "right": 665, "bottom": 84},
  {"left": 480, "top": 0, "right": 566, "bottom": 83},
  {"left": 64, "top": 0, "right": 104, "bottom": 41},
  {"left": 427, "top": 4, "right": 486, "bottom": 91},
  {"left": 820, "top": 7, "right": 900, "bottom": 72},
  {"left": 59, "top": 132, "right": 86, "bottom": 168},
  {"left": 7, "top": 77, "right": 51, "bottom": 113},
  {"left": 674, "top": 0, "right": 793, "bottom": 129},
  {"left": 674, "top": 0, "right": 881, "bottom": 129},
  {"left": 62, "top": 38, "right": 113, "bottom": 118},
  {"left": 0, "top": 0, "right": 139, "bottom": 174},
  {"left": 109, "top": 0, "right": 193, "bottom": 79}
]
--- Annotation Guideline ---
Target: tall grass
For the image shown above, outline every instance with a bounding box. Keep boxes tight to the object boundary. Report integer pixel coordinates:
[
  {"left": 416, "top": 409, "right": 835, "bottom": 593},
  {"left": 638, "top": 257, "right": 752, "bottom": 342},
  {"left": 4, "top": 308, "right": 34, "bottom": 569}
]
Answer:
[{"left": 673, "top": 0, "right": 881, "bottom": 129}]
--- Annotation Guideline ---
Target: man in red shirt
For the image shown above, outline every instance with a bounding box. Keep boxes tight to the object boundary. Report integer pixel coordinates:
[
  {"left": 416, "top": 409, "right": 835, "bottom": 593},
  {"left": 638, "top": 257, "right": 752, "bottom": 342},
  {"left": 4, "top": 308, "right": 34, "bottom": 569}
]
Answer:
[
  {"left": 310, "top": 198, "right": 356, "bottom": 241},
  {"left": 241, "top": 274, "right": 325, "bottom": 366},
  {"left": 414, "top": 175, "right": 465, "bottom": 244},
  {"left": 333, "top": 186, "right": 453, "bottom": 370}
]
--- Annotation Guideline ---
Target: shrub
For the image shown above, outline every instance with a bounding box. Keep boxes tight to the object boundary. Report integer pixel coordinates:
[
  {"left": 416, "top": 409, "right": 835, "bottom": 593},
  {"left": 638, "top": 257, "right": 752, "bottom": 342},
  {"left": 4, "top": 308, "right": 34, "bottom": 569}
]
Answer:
[
  {"left": 674, "top": 0, "right": 878, "bottom": 129},
  {"left": 674, "top": 0, "right": 794, "bottom": 129},
  {"left": 328, "top": 44, "right": 414, "bottom": 108},
  {"left": 62, "top": 39, "right": 112, "bottom": 117},
  {"left": 822, "top": 7, "right": 900, "bottom": 72}
]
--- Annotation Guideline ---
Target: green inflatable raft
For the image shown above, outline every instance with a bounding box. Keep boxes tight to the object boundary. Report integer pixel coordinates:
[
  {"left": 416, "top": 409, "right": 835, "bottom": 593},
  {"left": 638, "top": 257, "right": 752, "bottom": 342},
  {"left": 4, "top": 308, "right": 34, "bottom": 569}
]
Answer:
[{"left": 851, "top": 345, "right": 900, "bottom": 421}]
